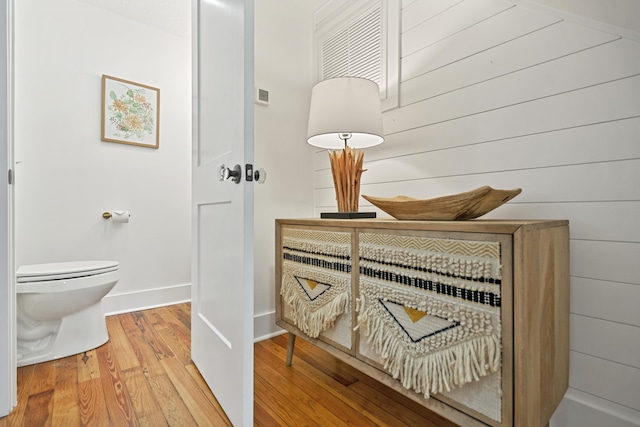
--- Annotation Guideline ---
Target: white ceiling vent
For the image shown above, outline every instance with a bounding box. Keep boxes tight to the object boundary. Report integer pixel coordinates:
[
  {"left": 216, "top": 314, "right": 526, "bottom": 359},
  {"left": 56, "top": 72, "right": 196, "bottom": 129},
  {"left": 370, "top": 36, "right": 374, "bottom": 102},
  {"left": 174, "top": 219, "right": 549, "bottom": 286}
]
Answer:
[{"left": 320, "top": 5, "right": 382, "bottom": 87}]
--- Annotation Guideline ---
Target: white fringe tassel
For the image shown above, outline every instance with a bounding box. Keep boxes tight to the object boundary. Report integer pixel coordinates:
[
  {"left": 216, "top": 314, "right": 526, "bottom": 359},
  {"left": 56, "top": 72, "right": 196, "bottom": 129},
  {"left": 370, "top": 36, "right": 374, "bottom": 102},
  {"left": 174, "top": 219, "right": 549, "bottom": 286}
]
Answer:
[
  {"left": 356, "top": 296, "right": 500, "bottom": 398},
  {"left": 281, "top": 280, "right": 349, "bottom": 339}
]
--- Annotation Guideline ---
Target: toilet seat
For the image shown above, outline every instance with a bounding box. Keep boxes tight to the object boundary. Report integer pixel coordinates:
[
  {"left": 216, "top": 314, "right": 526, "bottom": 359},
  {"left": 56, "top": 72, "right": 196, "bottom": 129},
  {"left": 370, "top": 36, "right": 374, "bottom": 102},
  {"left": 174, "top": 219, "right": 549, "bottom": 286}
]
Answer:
[{"left": 17, "top": 260, "right": 119, "bottom": 283}]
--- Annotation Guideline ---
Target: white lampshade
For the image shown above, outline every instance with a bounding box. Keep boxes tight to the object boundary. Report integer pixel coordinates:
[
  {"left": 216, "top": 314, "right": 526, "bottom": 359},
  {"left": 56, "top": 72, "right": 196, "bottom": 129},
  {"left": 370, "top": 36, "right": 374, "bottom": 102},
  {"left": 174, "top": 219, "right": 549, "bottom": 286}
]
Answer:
[{"left": 307, "top": 77, "right": 384, "bottom": 149}]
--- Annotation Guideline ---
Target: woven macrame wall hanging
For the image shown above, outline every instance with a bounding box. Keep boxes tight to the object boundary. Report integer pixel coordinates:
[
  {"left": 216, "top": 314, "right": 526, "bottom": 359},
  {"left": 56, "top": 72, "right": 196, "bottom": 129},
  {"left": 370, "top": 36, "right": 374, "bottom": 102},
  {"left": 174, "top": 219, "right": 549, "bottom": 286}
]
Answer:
[
  {"left": 356, "top": 233, "right": 503, "bottom": 400},
  {"left": 280, "top": 228, "right": 352, "bottom": 345}
]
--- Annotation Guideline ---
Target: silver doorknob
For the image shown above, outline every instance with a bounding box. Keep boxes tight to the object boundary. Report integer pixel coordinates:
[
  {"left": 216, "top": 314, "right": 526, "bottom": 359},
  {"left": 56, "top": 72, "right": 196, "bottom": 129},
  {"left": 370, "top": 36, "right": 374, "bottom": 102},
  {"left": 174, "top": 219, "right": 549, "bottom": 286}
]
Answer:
[{"left": 219, "top": 164, "right": 242, "bottom": 184}]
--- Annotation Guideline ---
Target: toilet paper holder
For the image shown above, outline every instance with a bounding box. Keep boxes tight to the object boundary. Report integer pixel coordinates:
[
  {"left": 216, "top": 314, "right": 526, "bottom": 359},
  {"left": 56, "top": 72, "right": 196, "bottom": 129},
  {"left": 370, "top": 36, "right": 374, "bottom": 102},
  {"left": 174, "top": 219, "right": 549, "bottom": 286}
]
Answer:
[{"left": 102, "top": 211, "right": 130, "bottom": 220}]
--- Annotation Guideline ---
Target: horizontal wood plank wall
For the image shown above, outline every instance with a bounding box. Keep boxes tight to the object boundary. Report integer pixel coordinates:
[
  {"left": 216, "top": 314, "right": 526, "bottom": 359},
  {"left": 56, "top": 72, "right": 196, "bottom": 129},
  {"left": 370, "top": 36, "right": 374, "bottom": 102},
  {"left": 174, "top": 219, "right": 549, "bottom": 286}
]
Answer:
[{"left": 313, "top": 0, "right": 640, "bottom": 425}]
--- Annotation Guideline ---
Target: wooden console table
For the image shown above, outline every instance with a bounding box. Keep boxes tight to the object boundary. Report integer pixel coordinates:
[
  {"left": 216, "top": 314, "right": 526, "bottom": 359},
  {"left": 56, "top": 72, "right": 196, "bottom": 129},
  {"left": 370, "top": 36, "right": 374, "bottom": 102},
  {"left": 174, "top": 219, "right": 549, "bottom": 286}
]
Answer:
[{"left": 275, "top": 218, "right": 569, "bottom": 427}]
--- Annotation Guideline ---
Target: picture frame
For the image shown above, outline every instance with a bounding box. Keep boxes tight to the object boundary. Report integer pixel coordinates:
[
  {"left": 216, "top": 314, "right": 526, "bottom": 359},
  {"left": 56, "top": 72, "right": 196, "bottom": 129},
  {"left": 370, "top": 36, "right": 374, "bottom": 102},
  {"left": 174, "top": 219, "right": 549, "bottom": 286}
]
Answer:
[{"left": 101, "top": 74, "right": 160, "bottom": 149}]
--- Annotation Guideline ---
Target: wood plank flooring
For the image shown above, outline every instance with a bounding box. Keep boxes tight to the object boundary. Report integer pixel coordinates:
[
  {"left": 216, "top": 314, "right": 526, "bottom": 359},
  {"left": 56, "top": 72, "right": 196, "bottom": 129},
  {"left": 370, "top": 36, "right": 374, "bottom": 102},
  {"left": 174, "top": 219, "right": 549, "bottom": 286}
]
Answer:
[{"left": 1, "top": 303, "right": 458, "bottom": 426}]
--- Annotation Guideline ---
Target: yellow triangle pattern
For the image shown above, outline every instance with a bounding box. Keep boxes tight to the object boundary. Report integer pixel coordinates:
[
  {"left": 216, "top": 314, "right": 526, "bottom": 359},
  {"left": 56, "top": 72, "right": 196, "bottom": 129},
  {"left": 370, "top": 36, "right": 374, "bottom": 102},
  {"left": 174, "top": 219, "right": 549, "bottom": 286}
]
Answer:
[
  {"left": 306, "top": 279, "right": 318, "bottom": 290},
  {"left": 403, "top": 306, "right": 427, "bottom": 323}
]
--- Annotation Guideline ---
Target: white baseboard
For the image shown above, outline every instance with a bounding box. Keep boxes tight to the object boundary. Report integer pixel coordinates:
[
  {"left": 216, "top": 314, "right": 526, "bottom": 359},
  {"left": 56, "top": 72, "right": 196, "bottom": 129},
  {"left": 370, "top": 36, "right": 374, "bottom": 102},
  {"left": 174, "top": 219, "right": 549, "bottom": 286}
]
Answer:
[
  {"left": 103, "top": 283, "right": 191, "bottom": 316},
  {"left": 551, "top": 388, "right": 640, "bottom": 427},
  {"left": 254, "top": 310, "right": 286, "bottom": 342},
  {"left": 104, "top": 291, "right": 286, "bottom": 343}
]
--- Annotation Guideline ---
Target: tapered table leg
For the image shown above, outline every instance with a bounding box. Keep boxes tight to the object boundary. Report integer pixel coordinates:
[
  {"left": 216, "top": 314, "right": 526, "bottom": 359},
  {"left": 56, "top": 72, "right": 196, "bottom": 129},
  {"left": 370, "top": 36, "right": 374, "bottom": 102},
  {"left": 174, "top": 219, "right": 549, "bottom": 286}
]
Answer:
[{"left": 286, "top": 333, "right": 296, "bottom": 366}]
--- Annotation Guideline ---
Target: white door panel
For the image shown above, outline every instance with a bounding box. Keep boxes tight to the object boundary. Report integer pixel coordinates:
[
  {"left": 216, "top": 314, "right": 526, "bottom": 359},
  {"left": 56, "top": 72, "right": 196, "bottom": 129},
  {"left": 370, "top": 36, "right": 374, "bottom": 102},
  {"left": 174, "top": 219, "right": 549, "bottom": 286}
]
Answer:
[{"left": 191, "top": 0, "right": 254, "bottom": 425}]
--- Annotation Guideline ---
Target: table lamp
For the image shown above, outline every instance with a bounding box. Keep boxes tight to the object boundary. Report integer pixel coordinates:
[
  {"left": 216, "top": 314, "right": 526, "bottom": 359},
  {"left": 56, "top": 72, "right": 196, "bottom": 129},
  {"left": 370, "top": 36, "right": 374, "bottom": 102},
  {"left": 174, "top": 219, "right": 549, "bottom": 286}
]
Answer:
[{"left": 307, "top": 77, "right": 384, "bottom": 218}]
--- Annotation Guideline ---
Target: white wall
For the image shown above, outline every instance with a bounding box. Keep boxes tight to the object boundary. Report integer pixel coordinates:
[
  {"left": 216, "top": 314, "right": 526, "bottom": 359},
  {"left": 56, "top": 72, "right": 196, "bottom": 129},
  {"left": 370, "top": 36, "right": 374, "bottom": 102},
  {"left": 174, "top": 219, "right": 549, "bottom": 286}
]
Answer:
[
  {"left": 253, "top": 0, "right": 317, "bottom": 340},
  {"left": 14, "top": 0, "right": 192, "bottom": 312},
  {"left": 313, "top": 0, "right": 640, "bottom": 425}
]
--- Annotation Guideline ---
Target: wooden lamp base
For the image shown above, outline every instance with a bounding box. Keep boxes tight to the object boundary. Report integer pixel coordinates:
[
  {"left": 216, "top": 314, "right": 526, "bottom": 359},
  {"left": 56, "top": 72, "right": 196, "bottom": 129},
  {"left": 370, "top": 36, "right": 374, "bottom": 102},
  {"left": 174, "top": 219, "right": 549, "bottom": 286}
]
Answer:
[{"left": 321, "top": 146, "right": 376, "bottom": 219}]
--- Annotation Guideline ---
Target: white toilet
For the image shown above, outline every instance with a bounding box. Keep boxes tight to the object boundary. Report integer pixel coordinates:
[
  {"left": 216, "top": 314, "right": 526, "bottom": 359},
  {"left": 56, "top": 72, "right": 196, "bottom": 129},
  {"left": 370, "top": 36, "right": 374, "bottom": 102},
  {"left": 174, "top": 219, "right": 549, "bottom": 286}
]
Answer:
[{"left": 16, "top": 260, "right": 119, "bottom": 367}]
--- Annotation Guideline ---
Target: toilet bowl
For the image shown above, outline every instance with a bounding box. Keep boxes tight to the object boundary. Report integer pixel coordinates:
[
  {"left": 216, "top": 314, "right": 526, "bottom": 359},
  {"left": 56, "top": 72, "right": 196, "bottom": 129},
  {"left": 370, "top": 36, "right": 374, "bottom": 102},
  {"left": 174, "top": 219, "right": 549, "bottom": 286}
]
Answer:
[{"left": 16, "top": 260, "right": 119, "bottom": 367}]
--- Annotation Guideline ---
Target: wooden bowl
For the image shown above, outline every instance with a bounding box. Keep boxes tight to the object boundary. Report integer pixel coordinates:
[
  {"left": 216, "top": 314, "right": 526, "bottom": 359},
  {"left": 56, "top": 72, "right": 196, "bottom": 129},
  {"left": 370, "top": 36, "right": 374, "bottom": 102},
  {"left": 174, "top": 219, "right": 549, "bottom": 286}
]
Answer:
[{"left": 362, "top": 186, "right": 522, "bottom": 220}]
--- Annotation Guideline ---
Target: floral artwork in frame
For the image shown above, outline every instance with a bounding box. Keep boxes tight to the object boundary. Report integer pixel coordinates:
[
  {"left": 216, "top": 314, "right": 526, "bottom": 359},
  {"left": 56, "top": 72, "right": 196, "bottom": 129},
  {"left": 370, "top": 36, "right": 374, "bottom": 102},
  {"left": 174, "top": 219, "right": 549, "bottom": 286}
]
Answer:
[{"left": 101, "top": 75, "right": 160, "bottom": 148}]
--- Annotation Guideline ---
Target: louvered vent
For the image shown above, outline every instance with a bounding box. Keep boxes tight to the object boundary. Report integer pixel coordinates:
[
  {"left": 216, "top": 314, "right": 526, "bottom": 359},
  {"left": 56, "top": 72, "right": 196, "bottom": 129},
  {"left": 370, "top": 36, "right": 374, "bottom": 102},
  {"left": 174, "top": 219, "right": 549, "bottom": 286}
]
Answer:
[{"left": 320, "top": 5, "right": 382, "bottom": 86}]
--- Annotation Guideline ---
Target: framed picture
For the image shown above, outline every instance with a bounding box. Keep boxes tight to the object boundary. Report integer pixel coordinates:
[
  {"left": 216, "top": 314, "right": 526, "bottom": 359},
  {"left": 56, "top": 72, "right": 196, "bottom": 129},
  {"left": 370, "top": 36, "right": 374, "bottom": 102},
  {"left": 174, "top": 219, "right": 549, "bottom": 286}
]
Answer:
[{"left": 101, "top": 74, "right": 160, "bottom": 148}]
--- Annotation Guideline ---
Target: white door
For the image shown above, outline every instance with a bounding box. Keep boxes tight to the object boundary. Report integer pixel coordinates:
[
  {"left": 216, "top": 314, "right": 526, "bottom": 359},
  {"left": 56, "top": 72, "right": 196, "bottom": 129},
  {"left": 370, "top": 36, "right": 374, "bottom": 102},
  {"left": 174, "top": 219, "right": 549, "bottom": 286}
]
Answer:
[{"left": 191, "top": 0, "right": 254, "bottom": 426}]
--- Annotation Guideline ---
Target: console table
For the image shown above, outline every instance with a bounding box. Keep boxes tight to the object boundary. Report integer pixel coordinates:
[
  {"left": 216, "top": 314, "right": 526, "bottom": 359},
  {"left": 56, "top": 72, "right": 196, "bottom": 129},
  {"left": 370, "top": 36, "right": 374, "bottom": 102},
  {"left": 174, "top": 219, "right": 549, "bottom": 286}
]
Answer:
[{"left": 275, "top": 218, "right": 569, "bottom": 427}]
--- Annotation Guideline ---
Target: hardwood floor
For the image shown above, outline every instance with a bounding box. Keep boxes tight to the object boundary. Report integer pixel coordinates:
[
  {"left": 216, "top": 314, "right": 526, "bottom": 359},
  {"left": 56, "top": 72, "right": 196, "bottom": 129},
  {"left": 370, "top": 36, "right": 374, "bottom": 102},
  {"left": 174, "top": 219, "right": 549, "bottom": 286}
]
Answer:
[{"left": 1, "top": 303, "right": 457, "bottom": 426}]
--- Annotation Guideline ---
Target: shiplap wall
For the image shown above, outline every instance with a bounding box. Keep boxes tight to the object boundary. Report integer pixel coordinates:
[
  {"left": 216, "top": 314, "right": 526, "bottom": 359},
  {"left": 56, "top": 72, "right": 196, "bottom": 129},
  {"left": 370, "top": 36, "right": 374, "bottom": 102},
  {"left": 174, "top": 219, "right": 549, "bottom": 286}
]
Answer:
[{"left": 313, "top": 0, "right": 640, "bottom": 425}]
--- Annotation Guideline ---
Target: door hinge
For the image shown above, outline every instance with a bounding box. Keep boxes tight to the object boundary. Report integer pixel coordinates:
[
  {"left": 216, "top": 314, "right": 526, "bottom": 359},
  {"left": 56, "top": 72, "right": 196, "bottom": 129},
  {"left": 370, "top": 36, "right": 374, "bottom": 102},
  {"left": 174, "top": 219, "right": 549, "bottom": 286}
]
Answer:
[{"left": 8, "top": 169, "right": 13, "bottom": 185}]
